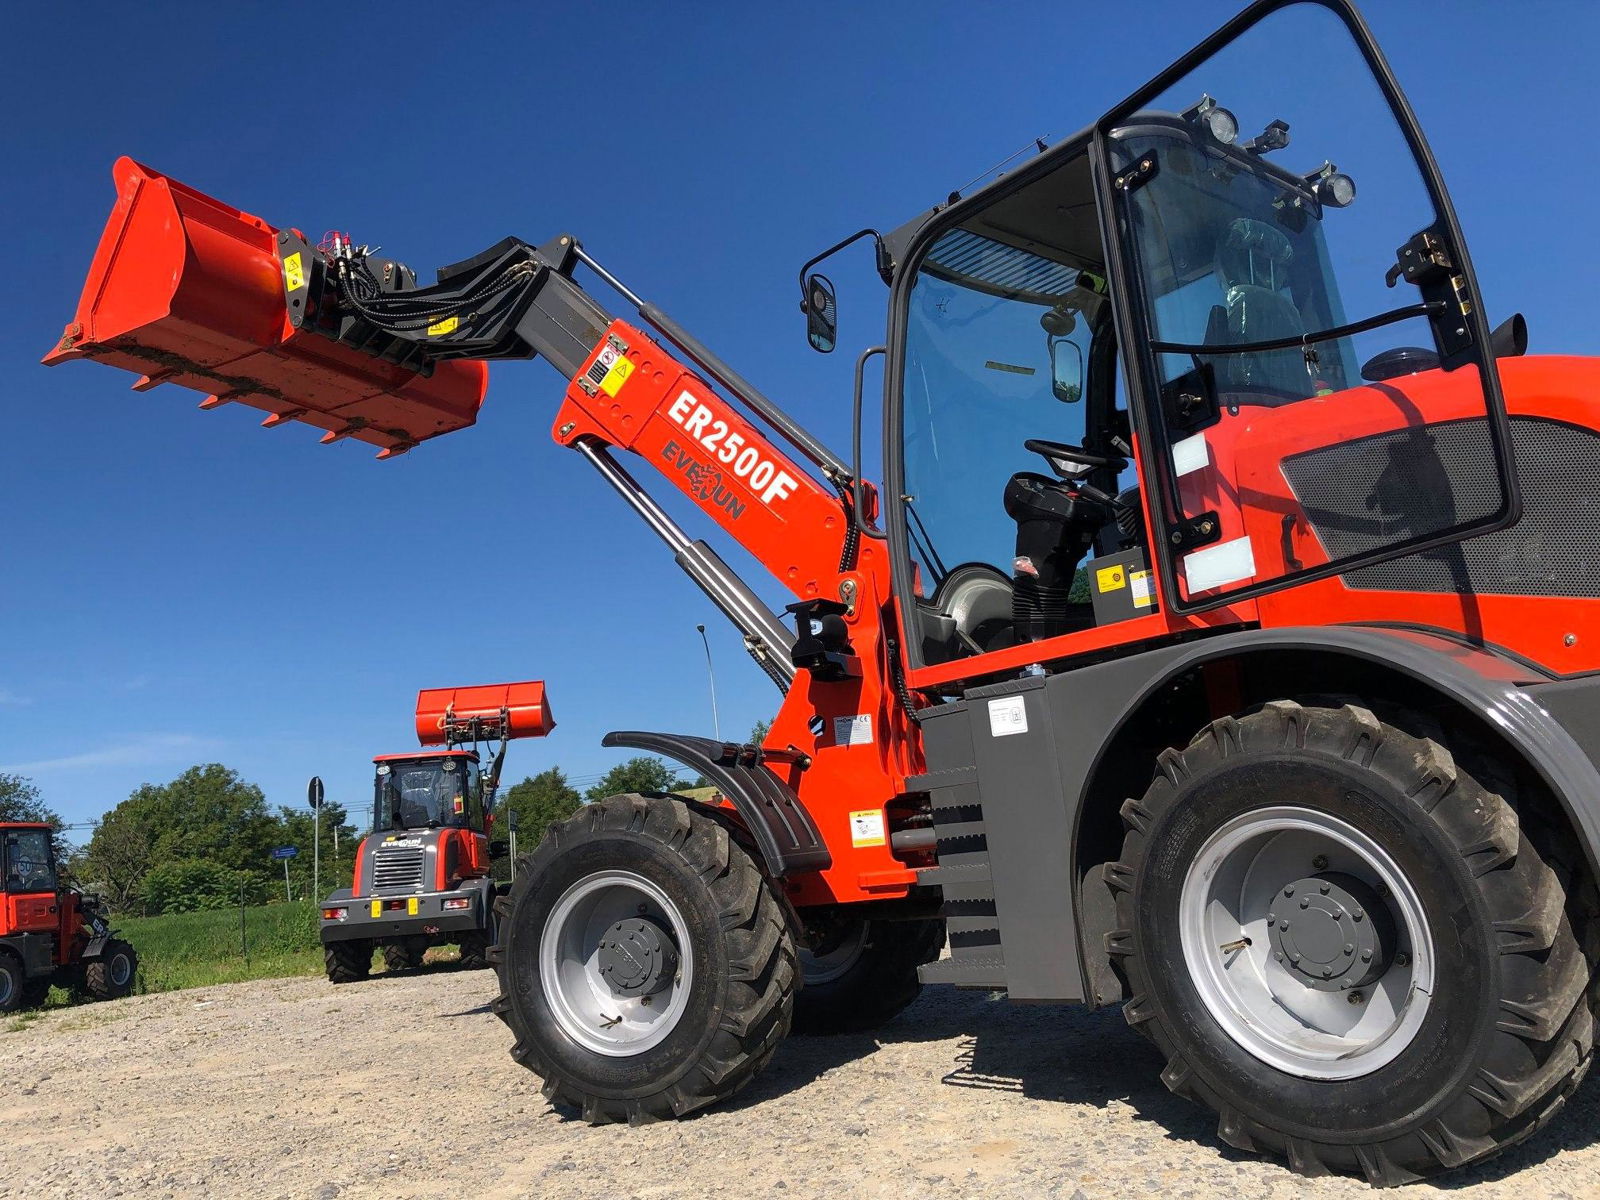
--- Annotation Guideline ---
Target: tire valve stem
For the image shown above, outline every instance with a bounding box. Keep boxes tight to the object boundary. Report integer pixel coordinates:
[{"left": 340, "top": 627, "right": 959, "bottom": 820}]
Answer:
[
  {"left": 1348, "top": 989, "right": 1366, "bottom": 1005},
  {"left": 1218, "top": 937, "right": 1251, "bottom": 954}
]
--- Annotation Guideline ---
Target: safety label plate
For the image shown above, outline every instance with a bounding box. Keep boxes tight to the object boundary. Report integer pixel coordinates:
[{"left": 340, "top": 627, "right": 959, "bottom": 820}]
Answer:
[{"left": 849, "top": 810, "right": 886, "bottom": 847}]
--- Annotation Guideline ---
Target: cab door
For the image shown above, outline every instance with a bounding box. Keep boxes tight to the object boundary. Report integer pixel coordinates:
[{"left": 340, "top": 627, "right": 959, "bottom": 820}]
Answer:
[{"left": 1090, "top": 0, "right": 1518, "bottom": 612}]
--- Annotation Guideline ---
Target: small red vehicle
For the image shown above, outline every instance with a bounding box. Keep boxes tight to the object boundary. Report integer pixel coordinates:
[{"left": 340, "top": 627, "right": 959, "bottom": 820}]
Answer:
[
  {"left": 319, "top": 682, "right": 553, "bottom": 982},
  {"left": 1, "top": 822, "right": 138, "bottom": 1011}
]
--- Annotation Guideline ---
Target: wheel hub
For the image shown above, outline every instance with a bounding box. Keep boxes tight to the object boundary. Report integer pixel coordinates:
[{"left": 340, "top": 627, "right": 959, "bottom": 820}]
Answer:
[
  {"left": 1268, "top": 872, "right": 1394, "bottom": 991},
  {"left": 597, "top": 917, "right": 677, "bottom": 997}
]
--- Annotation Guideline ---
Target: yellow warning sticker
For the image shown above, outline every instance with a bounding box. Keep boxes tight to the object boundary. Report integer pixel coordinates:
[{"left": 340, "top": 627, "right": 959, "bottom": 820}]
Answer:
[
  {"left": 426, "top": 315, "right": 460, "bottom": 337},
  {"left": 370, "top": 900, "right": 382, "bottom": 918},
  {"left": 407, "top": 897, "right": 419, "bottom": 916},
  {"left": 600, "top": 355, "right": 635, "bottom": 397},
  {"left": 1096, "top": 564, "right": 1127, "bottom": 592},
  {"left": 282, "top": 252, "right": 305, "bottom": 292},
  {"left": 1131, "top": 569, "right": 1155, "bottom": 609},
  {"left": 848, "top": 810, "right": 887, "bottom": 848}
]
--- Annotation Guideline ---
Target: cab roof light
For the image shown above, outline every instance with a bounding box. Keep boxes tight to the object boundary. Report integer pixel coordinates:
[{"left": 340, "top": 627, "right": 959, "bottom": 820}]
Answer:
[
  {"left": 1181, "top": 94, "right": 1238, "bottom": 145},
  {"left": 1304, "top": 160, "right": 1357, "bottom": 208}
]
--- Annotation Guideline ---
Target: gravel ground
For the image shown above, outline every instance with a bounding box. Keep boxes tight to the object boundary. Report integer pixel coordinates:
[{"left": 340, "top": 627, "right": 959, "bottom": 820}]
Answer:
[{"left": 3, "top": 967, "right": 1598, "bottom": 1200}]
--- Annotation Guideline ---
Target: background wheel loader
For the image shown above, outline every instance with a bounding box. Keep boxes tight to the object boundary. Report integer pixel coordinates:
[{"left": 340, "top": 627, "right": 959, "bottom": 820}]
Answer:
[
  {"left": 44, "top": 0, "right": 1600, "bottom": 1184},
  {"left": 1, "top": 822, "right": 137, "bottom": 1011},
  {"left": 320, "top": 682, "right": 553, "bottom": 983}
]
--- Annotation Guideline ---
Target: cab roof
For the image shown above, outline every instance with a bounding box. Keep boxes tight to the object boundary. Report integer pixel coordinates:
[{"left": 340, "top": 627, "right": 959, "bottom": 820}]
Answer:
[
  {"left": 372, "top": 749, "right": 480, "bottom": 764},
  {"left": 0, "top": 821, "right": 54, "bottom": 831}
]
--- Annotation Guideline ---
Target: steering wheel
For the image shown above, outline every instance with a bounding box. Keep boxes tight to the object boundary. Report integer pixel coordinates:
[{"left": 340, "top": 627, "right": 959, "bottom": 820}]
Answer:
[{"left": 1023, "top": 438, "right": 1127, "bottom": 479}]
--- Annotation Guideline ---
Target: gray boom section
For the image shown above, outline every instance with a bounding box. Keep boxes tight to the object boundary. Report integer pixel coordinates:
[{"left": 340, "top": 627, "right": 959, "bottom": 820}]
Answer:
[{"left": 573, "top": 441, "right": 796, "bottom": 691}]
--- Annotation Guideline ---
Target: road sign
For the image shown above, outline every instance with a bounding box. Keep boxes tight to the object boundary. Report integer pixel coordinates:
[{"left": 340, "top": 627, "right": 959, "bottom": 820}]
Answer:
[{"left": 271, "top": 846, "right": 299, "bottom": 860}]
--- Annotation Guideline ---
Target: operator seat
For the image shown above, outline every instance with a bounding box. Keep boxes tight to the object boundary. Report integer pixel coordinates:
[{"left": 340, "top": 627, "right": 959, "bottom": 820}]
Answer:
[{"left": 1211, "top": 217, "right": 1308, "bottom": 397}]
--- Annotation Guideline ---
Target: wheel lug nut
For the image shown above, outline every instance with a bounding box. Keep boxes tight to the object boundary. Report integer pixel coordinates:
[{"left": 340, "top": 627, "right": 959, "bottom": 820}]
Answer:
[
  {"left": 1275, "top": 952, "right": 1285, "bottom": 962},
  {"left": 1361, "top": 950, "right": 1373, "bottom": 962},
  {"left": 1352, "top": 909, "right": 1364, "bottom": 922},
  {"left": 1344, "top": 945, "right": 1354, "bottom": 956},
  {"left": 1319, "top": 882, "right": 1331, "bottom": 894},
  {"left": 1284, "top": 885, "right": 1295, "bottom": 896},
  {"left": 1267, "top": 912, "right": 1276, "bottom": 923},
  {"left": 1322, "top": 966, "right": 1333, "bottom": 977},
  {"left": 1299, "top": 898, "right": 1310, "bottom": 909}
]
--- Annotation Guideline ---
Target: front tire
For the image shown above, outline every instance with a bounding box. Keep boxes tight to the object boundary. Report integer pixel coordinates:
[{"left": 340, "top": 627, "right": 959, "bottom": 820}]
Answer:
[
  {"left": 792, "top": 917, "right": 945, "bottom": 1035},
  {"left": 492, "top": 793, "right": 796, "bottom": 1124},
  {"left": 84, "top": 939, "right": 137, "bottom": 1001},
  {"left": 382, "top": 936, "right": 429, "bottom": 973},
  {"left": 1111, "top": 702, "right": 1596, "bottom": 1185}
]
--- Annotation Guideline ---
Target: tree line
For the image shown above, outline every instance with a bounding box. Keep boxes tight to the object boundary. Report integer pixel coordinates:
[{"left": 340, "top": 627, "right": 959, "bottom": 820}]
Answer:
[{"left": 1, "top": 739, "right": 770, "bottom": 916}]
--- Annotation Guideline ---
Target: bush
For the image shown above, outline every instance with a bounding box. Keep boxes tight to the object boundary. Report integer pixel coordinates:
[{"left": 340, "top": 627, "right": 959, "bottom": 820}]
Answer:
[{"left": 140, "top": 859, "right": 268, "bottom": 915}]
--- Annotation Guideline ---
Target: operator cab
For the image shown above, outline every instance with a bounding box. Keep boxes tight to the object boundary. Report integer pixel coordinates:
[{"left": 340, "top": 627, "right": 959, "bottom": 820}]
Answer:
[
  {"left": 887, "top": 0, "right": 1516, "bottom": 672},
  {"left": 372, "top": 750, "right": 485, "bottom": 834}
]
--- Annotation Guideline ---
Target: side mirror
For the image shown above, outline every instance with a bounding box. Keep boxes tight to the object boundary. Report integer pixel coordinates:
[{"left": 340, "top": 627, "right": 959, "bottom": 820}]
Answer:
[
  {"left": 1049, "top": 336, "right": 1084, "bottom": 403},
  {"left": 802, "top": 273, "right": 837, "bottom": 353},
  {"left": 488, "top": 840, "right": 509, "bottom": 858},
  {"left": 307, "top": 776, "right": 324, "bottom": 809}
]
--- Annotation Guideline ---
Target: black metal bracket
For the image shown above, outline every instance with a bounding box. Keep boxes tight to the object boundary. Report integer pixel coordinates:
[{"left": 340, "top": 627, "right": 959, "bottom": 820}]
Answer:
[
  {"left": 1159, "top": 362, "right": 1219, "bottom": 435},
  {"left": 1113, "top": 150, "right": 1159, "bottom": 192},
  {"left": 1169, "top": 510, "right": 1222, "bottom": 551}
]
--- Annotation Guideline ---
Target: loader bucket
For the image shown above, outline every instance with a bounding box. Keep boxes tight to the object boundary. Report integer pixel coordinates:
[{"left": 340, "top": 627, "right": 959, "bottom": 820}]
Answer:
[
  {"left": 44, "top": 157, "right": 487, "bottom": 458},
  {"left": 416, "top": 680, "right": 554, "bottom": 745}
]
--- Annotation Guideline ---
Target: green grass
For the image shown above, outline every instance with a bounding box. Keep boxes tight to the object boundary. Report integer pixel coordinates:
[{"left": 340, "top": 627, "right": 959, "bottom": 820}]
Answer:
[{"left": 118, "top": 900, "right": 326, "bottom": 994}]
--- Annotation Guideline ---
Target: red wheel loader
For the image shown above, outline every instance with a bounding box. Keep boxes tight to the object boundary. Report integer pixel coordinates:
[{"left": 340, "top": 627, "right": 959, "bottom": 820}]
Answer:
[
  {"left": 1, "top": 823, "right": 138, "bottom": 1011},
  {"left": 45, "top": 0, "right": 1600, "bottom": 1183},
  {"left": 320, "top": 682, "right": 554, "bottom": 983}
]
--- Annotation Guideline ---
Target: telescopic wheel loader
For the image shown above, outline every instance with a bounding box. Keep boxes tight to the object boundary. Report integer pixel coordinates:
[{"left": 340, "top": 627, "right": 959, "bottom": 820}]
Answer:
[
  {"left": 319, "top": 682, "right": 555, "bottom": 983},
  {"left": 45, "top": 0, "right": 1600, "bottom": 1184}
]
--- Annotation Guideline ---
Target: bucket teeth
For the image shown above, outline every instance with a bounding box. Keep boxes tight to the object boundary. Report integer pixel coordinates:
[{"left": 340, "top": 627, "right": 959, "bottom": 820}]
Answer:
[{"left": 260, "top": 409, "right": 308, "bottom": 428}]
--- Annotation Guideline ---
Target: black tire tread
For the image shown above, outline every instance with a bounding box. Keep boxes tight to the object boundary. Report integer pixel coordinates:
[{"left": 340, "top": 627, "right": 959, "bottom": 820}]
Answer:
[
  {"left": 1110, "top": 701, "right": 1597, "bottom": 1186},
  {"left": 382, "top": 938, "right": 426, "bottom": 973},
  {"left": 0, "top": 951, "right": 23, "bottom": 1014},
  {"left": 324, "top": 940, "right": 372, "bottom": 984},
  {"left": 492, "top": 792, "right": 796, "bottom": 1125}
]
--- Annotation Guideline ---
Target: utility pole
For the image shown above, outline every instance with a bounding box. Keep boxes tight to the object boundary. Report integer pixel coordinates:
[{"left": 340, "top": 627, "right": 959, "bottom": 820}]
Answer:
[{"left": 696, "top": 623, "right": 721, "bottom": 741}]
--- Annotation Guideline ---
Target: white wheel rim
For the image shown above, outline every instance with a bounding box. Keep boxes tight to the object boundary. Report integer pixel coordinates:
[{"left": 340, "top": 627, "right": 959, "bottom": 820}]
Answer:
[
  {"left": 110, "top": 952, "right": 132, "bottom": 988},
  {"left": 0, "top": 965, "right": 14, "bottom": 1006},
  {"left": 540, "top": 870, "right": 693, "bottom": 1057},
  {"left": 800, "top": 922, "right": 870, "bottom": 986},
  {"left": 1178, "top": 806, "right": 1434, "bottom": 1080}
]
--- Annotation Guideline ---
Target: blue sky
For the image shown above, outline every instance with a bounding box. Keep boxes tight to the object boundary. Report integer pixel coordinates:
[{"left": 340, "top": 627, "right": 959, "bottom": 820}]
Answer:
[{"left": 3, "top": 1, "right": 1595, "bottom": 831}]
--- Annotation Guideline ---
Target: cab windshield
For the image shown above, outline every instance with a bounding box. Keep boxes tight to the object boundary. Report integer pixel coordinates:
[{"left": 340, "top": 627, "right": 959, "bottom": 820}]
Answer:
[
  {"left": 376, "top": 758, "right": 480, "bottom": 830},
  {"left": 4, "top": 829, "right": 56, "bottom": 892},
  {"left": 1118, "top": 121, "right": 1358, "bottom": 400}
]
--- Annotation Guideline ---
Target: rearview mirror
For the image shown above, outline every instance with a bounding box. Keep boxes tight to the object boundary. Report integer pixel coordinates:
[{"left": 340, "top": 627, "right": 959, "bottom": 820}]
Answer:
[
  {"left": 1049, "top": 337, "right": 1083, "bottom": 403},
  {"left": 488, "top": 840, "right": 509, "bottom": 858},
  {"left": 802, "top": 273, "right": 837, "bottom": 353}
]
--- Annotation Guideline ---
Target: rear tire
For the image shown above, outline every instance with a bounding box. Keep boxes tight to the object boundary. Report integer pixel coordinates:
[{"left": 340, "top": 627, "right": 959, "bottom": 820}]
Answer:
[
  {"left": 0, "top": 952, "right": 23, "bottom": 1014},
  {"left": 492, "top": 792, "right": 796, "bottom": 1124},
  {"left": 382, "top": 936, "right": 429, "bottom": 973},
  {"left": 1110, "top": 702, "right": 1597, "bottom": 1185},
  {"left": 324, "top": 939, "right": 374, "bottom": 984},
  {"left": 792, "top": 917, "right": 945, "bottom": 1035},
  {"left": 84, "top": 939, "right": 137, "bottom": 1001}
]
